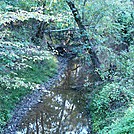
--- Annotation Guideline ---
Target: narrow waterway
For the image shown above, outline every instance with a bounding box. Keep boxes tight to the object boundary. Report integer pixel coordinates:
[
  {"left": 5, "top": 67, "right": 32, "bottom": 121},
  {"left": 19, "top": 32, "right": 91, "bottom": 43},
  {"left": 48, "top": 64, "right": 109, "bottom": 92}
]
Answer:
[{"left": 16, "top": 59, "right": 93, "bottom": 134}]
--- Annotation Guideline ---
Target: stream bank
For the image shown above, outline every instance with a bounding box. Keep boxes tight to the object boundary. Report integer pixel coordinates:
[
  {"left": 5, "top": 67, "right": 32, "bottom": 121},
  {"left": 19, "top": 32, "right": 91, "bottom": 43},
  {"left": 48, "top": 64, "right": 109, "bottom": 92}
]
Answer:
[
  {"left": 2, "top": 57, "right": 68, "bottom": 134},
  {"left": 3, "top": 56, "right": 94, "bottom": 134}
]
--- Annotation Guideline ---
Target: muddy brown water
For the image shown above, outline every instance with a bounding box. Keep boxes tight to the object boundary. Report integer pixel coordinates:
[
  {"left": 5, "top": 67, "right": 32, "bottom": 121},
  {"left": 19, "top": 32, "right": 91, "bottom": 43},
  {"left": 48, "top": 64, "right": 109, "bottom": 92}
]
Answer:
[{"left": 16, "top": 59, "right": 93, "bottom": 134}]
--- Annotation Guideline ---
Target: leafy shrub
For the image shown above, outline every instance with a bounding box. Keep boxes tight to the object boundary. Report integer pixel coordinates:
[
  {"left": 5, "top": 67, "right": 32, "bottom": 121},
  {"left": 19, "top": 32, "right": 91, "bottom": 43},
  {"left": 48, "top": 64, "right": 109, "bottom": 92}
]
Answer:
[
  {"left": 0, "top": 7, "right": 58, "bottom": 130},
  {"left": 4, "top": 0, "right": 38, "bottom": 11},
  {"left": 99, "top": 105, "right": 134, "bottom": 134},
  {"left": 0, "top": 37, "right": 58, "bottom": 128},
  {"left": 88, "top": 45, "right": 134, "bottom": 133},
  {"left": 90, "top": 81, "right": 133, "bottom": 131}
]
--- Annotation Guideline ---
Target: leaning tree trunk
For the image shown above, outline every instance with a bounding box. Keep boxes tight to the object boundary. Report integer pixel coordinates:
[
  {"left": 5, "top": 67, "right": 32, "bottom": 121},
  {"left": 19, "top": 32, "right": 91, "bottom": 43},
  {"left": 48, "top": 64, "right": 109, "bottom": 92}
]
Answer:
[{"left": 66, "top": 0, "right": 101, "bottom": 69}]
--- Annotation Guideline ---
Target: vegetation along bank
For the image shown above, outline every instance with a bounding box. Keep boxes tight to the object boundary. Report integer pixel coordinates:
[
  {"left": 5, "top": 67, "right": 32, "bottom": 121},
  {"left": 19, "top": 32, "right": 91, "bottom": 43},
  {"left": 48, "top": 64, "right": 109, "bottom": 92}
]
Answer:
[{"left": 0, "top": 0, "right": 134, "bottom": 133}]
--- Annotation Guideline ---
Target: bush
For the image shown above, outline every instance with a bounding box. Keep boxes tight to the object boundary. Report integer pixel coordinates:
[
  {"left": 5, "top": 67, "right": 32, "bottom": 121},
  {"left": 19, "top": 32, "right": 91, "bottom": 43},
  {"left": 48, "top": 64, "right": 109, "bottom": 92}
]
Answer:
[
  {"left": 0, "top": 9, "right": 58, "bottom": 130},
  {"left": 88, "top": 45, "right": 134, "bottom": 133},
  {"left": 99, "top": 105, "right": 134, "bottom": 134},
  {"left": 4, "top": 0, "right": 38, "bottom": 11}
]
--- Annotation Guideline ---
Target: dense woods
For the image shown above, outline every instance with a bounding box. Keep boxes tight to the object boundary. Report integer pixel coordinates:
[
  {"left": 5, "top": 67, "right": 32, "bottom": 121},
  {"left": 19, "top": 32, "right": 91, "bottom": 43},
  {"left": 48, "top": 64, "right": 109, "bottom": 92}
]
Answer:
[{"left": 0, "top": 0, "right": 134, "bottom": 133}]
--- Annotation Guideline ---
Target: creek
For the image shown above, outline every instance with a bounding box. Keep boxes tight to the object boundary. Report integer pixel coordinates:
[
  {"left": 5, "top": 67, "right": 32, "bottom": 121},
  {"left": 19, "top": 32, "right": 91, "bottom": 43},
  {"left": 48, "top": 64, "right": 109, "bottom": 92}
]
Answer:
[{"left": 16, "top": 59, "right": 94, "bottom": 134}]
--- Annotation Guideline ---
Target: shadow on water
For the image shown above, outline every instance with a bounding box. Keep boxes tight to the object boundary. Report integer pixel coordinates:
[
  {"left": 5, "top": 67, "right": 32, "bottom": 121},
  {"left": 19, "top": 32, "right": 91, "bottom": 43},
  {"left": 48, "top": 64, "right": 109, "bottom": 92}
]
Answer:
[{"left": 16, "top": 59, "right": 94, "bottom": 134}]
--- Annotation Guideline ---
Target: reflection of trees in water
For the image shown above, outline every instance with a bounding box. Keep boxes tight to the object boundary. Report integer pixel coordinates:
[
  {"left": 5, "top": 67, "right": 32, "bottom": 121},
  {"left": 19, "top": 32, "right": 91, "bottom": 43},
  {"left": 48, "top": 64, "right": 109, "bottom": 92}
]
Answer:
[
  {"left": 17, "top": 60, "right": 91, "bottom": 134},
  {"left": 18, "top": 90, "right": 89, "bottom": 134},
  {"left": 63, "top": 59, "right": 86, "bottom": 90}
]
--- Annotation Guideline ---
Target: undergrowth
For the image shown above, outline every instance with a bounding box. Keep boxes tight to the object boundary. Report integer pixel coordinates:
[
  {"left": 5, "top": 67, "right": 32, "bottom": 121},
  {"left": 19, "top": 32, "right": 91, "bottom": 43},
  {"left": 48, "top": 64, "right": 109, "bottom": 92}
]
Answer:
[
  {"left": 0, "top": 19, "right": 58, "bottom": 131},
  {"left": 87, "top": 45, "right": 134, "bottom": 134}
]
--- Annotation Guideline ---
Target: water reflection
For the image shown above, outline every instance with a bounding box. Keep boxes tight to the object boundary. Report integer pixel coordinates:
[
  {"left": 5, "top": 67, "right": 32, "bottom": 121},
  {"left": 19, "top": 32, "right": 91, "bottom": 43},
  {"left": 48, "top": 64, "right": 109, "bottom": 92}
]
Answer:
[
  {"left": 16, "top": 59, "right": 91, "bottom": 134},
  {"left": 17, "top": 90, "right": 90, "bottom": 134}
]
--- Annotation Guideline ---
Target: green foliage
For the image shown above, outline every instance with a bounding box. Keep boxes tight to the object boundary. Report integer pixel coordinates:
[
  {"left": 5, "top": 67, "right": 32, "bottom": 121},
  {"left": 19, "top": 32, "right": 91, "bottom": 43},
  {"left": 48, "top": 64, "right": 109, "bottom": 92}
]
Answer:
[
  {"left": 118, "top": 45, "right": 134, "bottom": 78},
  {"left": 16, "top": 53, "right": 57, "bottom": 84},
  {"left": 0, "top": 1, "right": 58, "bottom": 130},
  {"left": 80, "top": 0, "right": 133, "bottom": 55},
  {"left": 87, "top": 45, "right": 134, "bottom": 133},
  {"left": 0, "top": 36, "right": 58, "bottom": 128},
  {"left": 0, "top": 10, "right": 52, "bottom": 26},
  {"left": 99, "top": 105, "right": 134, "bottom": 134},
  {"left": 4, "top": 0, "right": 38, "bottom": 11},
  {"left": 0, "top": 86, "right": 30, "bottom": 128},
  {"left": 0, "top": 1, "right": 8, "bottom": 12},
  {"left": 0, "top": 0, "right": 134, "bottom": 133},
  {"left": 89, "top": 83, "right": 133, "bottom": 132}
]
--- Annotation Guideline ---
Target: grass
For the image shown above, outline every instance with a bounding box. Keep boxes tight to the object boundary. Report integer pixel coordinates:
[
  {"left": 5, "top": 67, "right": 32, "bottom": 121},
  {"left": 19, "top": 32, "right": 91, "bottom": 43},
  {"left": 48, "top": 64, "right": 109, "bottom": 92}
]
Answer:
[{"left": 16, "top": 58, "right": 58, "bottom": 83}]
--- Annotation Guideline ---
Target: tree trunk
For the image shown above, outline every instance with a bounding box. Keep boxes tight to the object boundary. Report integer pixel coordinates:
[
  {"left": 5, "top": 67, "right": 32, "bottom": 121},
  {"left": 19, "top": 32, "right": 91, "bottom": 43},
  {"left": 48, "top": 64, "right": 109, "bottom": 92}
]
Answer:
[{"left": 66, "top": 0, "right": 101, "bottom": 69}]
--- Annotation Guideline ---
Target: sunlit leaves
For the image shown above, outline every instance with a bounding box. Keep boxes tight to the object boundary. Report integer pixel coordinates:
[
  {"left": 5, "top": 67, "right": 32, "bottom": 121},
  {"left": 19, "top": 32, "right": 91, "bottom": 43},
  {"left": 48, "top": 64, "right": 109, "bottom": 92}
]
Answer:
[
  {"left": 0, "top": 36, "right": 57, "bottom": 90},
  {"left": 0, "top": 10, "right": 52, "bottom": 26}
]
